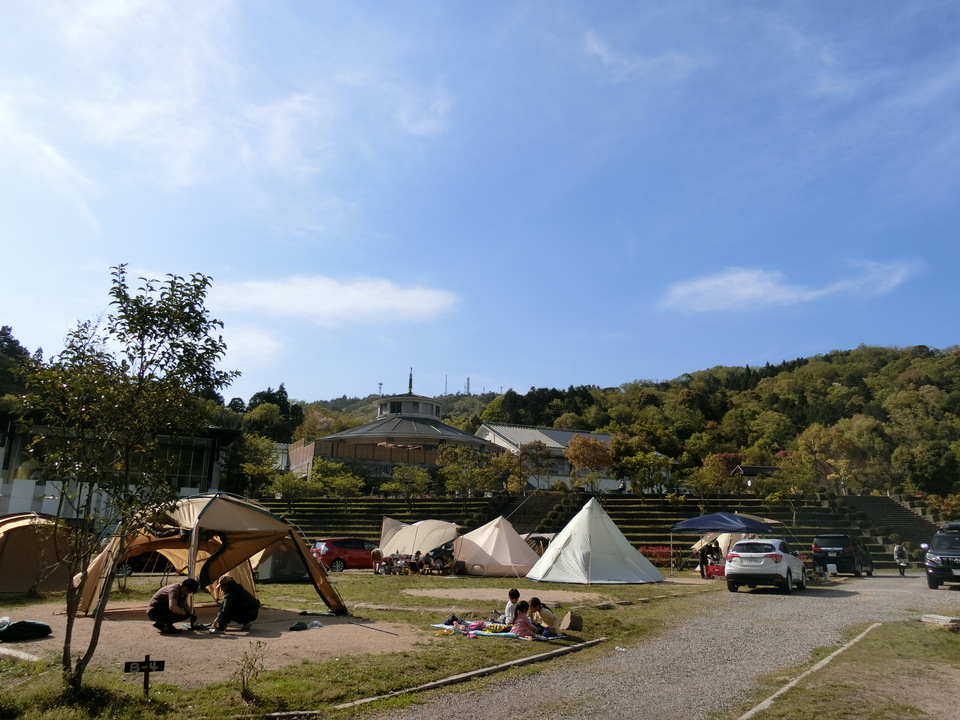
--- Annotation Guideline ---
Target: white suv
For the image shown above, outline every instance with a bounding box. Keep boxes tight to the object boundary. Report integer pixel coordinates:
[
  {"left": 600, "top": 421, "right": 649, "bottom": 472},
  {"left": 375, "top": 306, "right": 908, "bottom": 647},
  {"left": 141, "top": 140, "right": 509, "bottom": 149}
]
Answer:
[{"left": 725, "top": 538, "right": 807, "bottom": 593}]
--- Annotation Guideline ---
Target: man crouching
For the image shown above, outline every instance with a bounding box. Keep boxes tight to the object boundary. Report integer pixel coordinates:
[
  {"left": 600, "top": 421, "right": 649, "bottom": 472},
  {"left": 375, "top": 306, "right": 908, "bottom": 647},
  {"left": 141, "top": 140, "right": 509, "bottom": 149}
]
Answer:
[
  {"left": 147, "top": 578, "right": 200, "bottom": 634},
  {"left": 209, "top": 573, "right": 260, "bottom": 634}
]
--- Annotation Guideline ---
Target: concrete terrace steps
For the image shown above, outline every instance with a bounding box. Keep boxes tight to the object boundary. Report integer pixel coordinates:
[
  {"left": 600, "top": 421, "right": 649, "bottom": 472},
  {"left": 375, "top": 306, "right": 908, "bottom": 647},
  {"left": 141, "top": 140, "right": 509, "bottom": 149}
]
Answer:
[
  {"left": 594, "top": 494, "right": 897, "bottom": 570},
  {"left": 501, "top": 493, "right": 563, "bottom": 534},
  {"left": 257, "top": 496, "right": 500, "bottom": 544},
  {"left": 836, "top": 495, "right": 941, "bottom": 547}
]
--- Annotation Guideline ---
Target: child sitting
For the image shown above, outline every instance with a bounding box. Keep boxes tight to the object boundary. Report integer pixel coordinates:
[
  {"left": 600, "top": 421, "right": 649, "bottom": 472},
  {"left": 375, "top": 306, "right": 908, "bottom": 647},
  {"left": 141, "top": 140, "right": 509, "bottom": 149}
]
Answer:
[{"left": 510, "top": 600, "right": 537, "bottom": 639}]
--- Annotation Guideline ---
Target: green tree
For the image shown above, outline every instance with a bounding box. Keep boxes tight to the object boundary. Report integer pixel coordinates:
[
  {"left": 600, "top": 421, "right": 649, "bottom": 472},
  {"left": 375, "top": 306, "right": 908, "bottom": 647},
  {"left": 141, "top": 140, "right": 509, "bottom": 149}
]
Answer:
[
  {"left": 436, "top": 445, "right": 500, "bottom": 508},
  {"left": 221, "top": 433, "right": 281, "bottom": 497},
  {"left": 619, "top": 451, "right": 673, "bottom": 494},
  {"left": 0, "top": 325, "right": 31, "bottom": 396},
  {"left": 519, "top": 441, "right": 555, "bottom": 490},
  {"left": 16, "top": 265, "right": 236, "bottom": 693},
  {"left": 242, "top": 402, "right": 286, "bottom": 441},
  {"left": 267, "top": 473, "right": 324, "bottom": 513},
  {"left": 247, "top": 383, "right": 304, "bottom": 442},
  {"left": 380, "top": 464, "right": 432, "bottom": 510},
  {"left": 311, "top": 458, "right": 366, "bottom": 506}
]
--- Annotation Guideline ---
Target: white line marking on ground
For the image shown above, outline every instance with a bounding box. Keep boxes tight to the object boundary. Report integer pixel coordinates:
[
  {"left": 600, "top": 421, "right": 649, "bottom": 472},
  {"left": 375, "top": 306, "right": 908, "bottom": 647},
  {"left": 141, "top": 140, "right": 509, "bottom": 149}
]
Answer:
[
  {"left": 0, "top": 646, "right": 40, "bottom": 662},
  {"left": 736, "top": 622, "right": 882, "bottom": 720}
]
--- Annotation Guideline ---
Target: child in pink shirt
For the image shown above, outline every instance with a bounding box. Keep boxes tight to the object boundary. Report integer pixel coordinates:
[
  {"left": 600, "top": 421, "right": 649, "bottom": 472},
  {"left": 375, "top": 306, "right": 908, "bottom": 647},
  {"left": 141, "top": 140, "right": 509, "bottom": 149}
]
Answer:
[{"left": 510, "top": 600, "right": 537, "bottom": 639}]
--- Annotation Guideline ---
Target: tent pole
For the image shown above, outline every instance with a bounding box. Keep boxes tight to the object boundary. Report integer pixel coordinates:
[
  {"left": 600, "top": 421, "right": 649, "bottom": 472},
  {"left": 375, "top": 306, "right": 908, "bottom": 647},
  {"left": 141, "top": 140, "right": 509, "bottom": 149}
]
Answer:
[{"left": 669, "top": 532, "right": 673, "bottom": 577}]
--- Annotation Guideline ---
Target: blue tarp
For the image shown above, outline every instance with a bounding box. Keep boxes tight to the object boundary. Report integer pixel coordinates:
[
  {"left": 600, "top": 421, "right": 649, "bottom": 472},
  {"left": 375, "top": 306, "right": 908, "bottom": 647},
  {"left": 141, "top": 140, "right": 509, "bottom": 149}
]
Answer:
[{"left": 670, "top": 512, "right": 772, "bottom": 534}]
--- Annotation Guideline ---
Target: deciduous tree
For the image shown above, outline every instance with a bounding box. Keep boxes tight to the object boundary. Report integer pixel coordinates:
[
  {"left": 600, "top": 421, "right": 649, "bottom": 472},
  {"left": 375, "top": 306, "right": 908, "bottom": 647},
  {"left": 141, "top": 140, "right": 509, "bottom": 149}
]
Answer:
[{"left": 16, "top": 265, "right": 236, "bottom": 693}]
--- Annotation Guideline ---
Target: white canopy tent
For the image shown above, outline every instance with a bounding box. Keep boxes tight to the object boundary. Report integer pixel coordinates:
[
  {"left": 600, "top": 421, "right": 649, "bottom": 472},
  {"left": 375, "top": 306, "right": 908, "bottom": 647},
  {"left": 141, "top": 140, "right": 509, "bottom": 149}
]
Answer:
[
  {"left": 453, "top": 516, "right": 540, "bottom": 577},
  {"left": 379, "top": 517, "right": 459, "bottom": 556}
]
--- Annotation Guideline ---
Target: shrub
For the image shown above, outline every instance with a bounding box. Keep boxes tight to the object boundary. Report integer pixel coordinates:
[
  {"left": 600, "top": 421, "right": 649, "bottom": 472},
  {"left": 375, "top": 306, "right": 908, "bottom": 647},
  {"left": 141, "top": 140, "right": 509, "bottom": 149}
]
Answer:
[{"left": 637, "top": 545, "right": 671, "bottom": 567}]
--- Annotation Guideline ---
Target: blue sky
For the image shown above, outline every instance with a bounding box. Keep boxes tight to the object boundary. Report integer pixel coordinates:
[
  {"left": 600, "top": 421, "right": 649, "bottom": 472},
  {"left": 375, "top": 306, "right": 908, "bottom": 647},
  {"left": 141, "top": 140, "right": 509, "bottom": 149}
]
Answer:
[{"left": 2, "top": 2, "right": 958, "bottom": 404}]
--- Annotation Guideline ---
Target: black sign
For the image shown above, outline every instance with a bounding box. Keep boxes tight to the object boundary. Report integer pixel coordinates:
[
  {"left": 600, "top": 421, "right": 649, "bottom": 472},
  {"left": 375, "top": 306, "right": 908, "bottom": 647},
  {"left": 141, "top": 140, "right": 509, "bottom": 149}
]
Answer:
[{"left": 124, "top": 660, "right": 165, "bottom": 673}]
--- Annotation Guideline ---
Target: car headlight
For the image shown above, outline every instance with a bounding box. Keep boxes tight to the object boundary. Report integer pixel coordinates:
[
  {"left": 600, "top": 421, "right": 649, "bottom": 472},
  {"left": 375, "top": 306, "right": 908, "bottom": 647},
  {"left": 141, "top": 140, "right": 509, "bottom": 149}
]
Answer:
[{"left": 926, "top": 553, "right": 943, "bottom": 566}]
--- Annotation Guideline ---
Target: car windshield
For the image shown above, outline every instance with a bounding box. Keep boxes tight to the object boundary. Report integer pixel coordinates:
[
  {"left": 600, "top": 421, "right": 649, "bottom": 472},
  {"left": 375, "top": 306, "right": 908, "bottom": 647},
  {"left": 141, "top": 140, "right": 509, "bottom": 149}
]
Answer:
[
  {"left": 734, "top": 542, "right": 775, "bottom": 554},
  {"left": 814, "top": 537, "right": 848, "bottom": 547},
  {"left": 931, "top": 534, "right": 960, "bottom": 551}
]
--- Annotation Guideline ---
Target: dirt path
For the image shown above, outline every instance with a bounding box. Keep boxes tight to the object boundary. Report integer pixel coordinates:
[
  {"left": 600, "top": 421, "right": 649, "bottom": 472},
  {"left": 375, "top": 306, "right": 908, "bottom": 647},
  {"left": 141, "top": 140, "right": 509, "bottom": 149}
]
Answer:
[{"left": 0, "top": 585, "right": 617, "bottom": 690}]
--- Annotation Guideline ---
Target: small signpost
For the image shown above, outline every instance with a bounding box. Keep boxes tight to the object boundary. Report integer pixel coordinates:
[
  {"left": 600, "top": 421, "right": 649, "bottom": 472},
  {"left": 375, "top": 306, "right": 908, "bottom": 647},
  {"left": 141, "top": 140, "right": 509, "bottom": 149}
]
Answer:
[{"left": 123, "top": 654, "right": 165, "bottom": 697}]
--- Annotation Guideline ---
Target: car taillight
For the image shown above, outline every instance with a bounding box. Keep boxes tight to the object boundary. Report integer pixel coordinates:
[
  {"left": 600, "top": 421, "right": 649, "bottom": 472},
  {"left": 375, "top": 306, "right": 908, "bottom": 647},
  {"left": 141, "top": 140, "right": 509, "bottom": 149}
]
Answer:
[
  {"left": 726, "top": 552, "right": 738, "bottom": 560},
  {"left": 843, "top": 545, "right": 853, "bottom": 553},
  {"left": 763, "top": 553, "right": 783, "bottom": 563}
]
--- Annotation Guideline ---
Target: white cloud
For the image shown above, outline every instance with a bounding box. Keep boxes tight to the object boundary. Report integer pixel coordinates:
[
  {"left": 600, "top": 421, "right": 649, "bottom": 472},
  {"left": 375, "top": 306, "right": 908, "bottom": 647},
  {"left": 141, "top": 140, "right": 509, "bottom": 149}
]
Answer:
[
  {"left": 0, "top": 105, "right": 100, "bottom": 227},
  {"left": 221, "top": 323, "right": 285, "bottom": 371},
  {"left": 212, "top": 275, "right": 459, "bottom": 327},
  {"left": 582, "top": 29, "right": 697, "bottom": 83},
  {"left": 659, "top": 261, "right": 918, "bottom": 313}
]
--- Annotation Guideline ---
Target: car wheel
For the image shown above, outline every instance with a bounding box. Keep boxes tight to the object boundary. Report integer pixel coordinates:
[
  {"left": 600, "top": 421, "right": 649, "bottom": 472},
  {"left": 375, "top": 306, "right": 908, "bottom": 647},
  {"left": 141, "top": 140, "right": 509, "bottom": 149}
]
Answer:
[
  {"left": 854, "top": 559, "right": 862, "bottom": 577},
  {"left": 866, "top": 564, "right": 873, "bottom": 577},
  {"left": 116, "top": 562, "right": 134, "bottom": 577},
  {"left": 797, "top": 568, "right": 807, "bottom": 590},
  {"left": 727, "top": 582, "right": 738, "bottom": 593},
  {"left": 782, "top": 570, "right": 793, "bottom": 594},
  {"left": 330, "top": 558, "right": 346, "bottom": 573},
  {"left": 927, "top": 575, "right": 940, "bottom": 590}
]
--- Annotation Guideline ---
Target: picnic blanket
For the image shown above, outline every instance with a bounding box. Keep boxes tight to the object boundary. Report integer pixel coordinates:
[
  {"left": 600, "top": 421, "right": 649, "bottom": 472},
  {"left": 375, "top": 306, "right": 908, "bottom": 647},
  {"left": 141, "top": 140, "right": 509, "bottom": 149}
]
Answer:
[{"left": 431, "top": 623, "right": 566, "bottom": 641}]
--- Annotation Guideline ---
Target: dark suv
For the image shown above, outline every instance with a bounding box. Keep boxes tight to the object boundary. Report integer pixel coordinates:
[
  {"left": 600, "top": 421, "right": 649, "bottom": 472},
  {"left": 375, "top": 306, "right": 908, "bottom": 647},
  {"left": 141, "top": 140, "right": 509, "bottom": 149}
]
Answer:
[
  {"left": 811, "top": 534, "right": 874, "bottom": 576},
  {"left": 923, "top": 522, "right": 960, "bottom": 589}
]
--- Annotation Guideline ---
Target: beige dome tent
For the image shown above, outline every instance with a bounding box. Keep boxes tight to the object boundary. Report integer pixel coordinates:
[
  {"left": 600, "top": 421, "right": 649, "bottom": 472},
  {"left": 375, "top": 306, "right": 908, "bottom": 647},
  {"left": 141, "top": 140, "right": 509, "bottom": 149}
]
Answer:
[
  {"left": 453, "top": 516, "right": 541, "bottom": 577},
  {"left": 0, "top": 513, "right": 73, "bottom": 594},
  {"left": 527, "top": 498, "right": 664, "bottom": 584},
  {"left": 78, "top": 493, "right": 346, "bottom": 615},
  {"left": 379, "top": 517, "right": 458, "bottom": 556}
]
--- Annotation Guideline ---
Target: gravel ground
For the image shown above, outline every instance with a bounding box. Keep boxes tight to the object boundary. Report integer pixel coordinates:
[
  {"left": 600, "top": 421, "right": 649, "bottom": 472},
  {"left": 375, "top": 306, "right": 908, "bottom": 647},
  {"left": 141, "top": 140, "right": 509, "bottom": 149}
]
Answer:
[{"left": 362, "top": 573, "right": 960, "bottom": 720}]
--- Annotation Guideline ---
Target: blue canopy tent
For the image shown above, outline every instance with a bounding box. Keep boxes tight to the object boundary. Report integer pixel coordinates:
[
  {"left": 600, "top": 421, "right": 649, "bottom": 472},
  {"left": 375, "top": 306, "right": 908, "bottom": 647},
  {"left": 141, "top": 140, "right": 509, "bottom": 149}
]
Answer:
[
  {"left": 671, "top": 512, "right": 773, "bottom": 535},
  {"left": 669, "top": 512, "right": 774, "bottom": 575}
]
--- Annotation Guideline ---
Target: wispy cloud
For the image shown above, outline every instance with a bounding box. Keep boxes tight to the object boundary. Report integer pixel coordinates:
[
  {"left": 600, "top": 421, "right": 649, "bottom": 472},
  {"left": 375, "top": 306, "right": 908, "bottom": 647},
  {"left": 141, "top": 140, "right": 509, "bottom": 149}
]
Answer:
[
  {"left": 212, "top": 275, "right": 459, "bottom": 326},
  {"left": 659, "top": 261, "right": 918, "bottom": 312},
  {"left": 0, "top": 106, "right": 100, "bottom": 228},
  {"left": 582, "top": 29, "right": 697, "bottom": 83}
]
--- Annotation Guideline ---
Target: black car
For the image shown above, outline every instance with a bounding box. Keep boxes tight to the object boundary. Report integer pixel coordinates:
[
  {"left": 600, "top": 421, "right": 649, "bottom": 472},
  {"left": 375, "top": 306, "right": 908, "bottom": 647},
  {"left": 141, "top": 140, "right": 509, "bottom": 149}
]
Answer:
[
  {"left": 116, "top": 552, "right": 176, "bottom": 576},
  {"left": 811, "top": 534, "right": 874, "bottom": 576},
  {"left": 923, "top": 522, "right": 960, "bottom": 589}
]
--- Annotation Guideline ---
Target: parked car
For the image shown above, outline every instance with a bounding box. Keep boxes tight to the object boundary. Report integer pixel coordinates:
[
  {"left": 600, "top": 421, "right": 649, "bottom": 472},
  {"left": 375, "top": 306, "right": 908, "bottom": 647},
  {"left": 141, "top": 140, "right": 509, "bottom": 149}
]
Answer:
[
  {"left": 810, "top": 533, "right": 874, "bottom": 576},
  {"left": 116, "top": 552, "right": 175, "bottom": 576},
  {"left": 311, "top": 537, "right": 379, "bottom": 572},
  {"left": 923, "top": 522, "right": 960, "bottom": 589},
  {"left": 725, "top": 538, "right": 807, "bottom": 593}
]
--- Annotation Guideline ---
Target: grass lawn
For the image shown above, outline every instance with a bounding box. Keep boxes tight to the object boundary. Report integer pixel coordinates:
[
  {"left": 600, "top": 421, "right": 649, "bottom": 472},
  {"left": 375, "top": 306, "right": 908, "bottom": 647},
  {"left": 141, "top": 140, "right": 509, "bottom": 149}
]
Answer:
[
  {"left": 0, "top": 571, "right": 712, "bottom": 719},
  {"left": 711, "top": 620, "right": 960, "bottom": 720}
]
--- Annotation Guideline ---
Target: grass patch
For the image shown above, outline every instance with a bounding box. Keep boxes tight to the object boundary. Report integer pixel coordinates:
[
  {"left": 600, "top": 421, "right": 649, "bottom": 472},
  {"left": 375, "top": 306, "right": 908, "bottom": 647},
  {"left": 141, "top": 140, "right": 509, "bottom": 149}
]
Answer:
[
  {"left": 713, "top": 620, "right": 960, "bottom": 720},
  {"left": 0, "top": 572, "right": 714, "bottom": 719}
]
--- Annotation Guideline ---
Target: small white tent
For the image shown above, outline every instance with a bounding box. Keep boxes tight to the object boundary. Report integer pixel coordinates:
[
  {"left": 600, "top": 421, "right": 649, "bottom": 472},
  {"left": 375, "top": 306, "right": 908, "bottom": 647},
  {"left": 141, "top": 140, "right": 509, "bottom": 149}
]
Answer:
[
  {"left": 527, "top": 498, "right": 664, "bottom": 584},
  {"left": 379, "top": 517, "right": 459, "bottom": 556},
  {"left": 453, "top": 516, "right": 541, "bottom": 577}
]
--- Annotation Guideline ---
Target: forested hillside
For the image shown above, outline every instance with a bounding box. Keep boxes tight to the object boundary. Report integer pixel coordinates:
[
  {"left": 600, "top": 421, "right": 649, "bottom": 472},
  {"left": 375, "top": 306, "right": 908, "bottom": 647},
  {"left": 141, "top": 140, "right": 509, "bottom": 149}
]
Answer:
[
  {"left": 4, "top": 326, "right": 958, "bottom": 507},
  {"left": 300, "top": 344, "right": 960, "bottom": 502}
]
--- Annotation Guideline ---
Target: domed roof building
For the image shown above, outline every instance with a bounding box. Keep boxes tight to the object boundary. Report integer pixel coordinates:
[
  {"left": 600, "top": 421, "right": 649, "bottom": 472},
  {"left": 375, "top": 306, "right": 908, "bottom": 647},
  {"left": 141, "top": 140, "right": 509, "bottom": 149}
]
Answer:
[{"left": 288, "top": 372, "right": 496, "bottom": 479}]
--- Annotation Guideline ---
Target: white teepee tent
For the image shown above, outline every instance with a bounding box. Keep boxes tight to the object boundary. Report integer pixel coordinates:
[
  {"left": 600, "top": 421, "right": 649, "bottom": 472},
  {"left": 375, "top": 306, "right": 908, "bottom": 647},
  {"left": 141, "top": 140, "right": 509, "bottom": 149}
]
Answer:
[
  {"left": 453, "top": 516, "right": 541, "bottom": 577},
  {"left": 527, "top": 497, "right": 664, "bottom": 584}
]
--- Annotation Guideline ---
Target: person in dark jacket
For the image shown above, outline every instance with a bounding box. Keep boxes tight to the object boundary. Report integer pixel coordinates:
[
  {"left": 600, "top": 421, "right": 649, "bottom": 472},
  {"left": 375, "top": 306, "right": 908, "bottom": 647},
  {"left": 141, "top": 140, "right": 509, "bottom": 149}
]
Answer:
[
  {"left": 147, "top": 577, "right": 200, "bottom": 634},
  {"left": 209, "top": 573, "right": 260, "bottom": 633}
]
